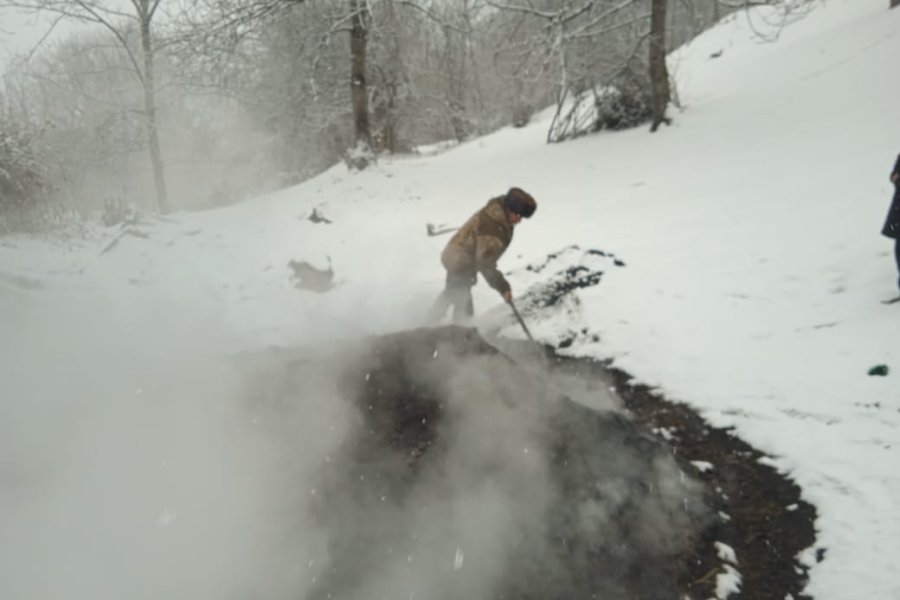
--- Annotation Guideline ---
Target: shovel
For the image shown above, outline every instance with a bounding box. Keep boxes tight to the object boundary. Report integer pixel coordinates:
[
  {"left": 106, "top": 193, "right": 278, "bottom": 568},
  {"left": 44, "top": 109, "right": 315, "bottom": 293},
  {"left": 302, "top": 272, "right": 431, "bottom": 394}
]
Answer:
[
  {"left": 508, "top": 299, "right": 535, "bottom": 343},
  {"left": 505, "top": 299, "right": 552, "bottom": 369}
]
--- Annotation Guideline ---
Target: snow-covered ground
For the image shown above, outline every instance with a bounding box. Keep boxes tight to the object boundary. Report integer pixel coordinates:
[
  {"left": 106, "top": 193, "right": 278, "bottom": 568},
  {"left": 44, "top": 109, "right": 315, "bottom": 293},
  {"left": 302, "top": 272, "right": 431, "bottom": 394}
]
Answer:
[{"left": 2, "top": 0, "right": 899, "bottom": 598}]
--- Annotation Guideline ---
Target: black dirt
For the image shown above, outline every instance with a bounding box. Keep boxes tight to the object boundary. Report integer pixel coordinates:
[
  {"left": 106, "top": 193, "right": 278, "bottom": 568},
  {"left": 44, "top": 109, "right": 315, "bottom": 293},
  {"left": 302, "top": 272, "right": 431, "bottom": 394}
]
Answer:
[
  {"left": 514, "top": 246, "right": 624, "bottom": 314},
  {"left": 509, "top": 245, "right": 816, "bottom": 599},
  {"left": 252, "top": 325, "right": 817, "bottom": 600},
  {"left": 544, "top": 351, "right": 818, "bottom": 600},
  {"left": 308, "top": 326, "right": 711, "bottom": 600}
]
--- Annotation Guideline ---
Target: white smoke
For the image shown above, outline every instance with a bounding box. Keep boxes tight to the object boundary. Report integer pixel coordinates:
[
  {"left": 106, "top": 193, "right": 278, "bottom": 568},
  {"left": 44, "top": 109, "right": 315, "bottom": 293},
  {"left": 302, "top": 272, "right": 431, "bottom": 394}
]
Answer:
[{"left": 0, "top": 285, "right": 705, "bottom": 600}]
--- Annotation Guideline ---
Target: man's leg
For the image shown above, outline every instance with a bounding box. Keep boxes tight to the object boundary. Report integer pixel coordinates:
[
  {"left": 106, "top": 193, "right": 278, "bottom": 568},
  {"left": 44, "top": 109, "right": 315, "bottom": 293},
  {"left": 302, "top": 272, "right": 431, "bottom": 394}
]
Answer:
[
  {"left": 448, "top": 271, "right": 476, "bottom": 325},
  {"left": 427, "top": 291, "right": 451, "bottom": 324},
  {"left": 452, "top": 286, "right": 474, "bottom": 324},
  {"left": 427, "top": 270, "right": 454, "bottom": 324}
]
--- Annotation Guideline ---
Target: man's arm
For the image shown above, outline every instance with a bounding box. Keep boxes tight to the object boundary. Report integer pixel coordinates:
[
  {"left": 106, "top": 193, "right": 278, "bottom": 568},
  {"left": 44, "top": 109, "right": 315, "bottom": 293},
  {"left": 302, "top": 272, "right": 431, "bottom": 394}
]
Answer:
[
  {"left": 475, "top": 236, "right": 511, "bottom": 296},
  {"left": 892, "top": 154, "right": 900, "bottom": 184}
]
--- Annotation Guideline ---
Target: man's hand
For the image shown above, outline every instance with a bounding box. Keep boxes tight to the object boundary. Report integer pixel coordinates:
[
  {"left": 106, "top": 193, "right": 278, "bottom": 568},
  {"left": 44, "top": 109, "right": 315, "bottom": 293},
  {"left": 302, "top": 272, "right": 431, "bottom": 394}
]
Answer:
[
  {"left": 892, "top": 172, "right": 899, "bottom": 184},
  {"left": 502, "top": 289, "right": 512, "bottom": 303}
]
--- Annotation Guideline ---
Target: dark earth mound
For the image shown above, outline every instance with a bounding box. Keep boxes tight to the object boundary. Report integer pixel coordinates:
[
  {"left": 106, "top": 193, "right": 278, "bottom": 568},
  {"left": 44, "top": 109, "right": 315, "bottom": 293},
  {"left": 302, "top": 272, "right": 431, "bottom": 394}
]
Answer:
[
  {"left": 607, "top": 366, "right": 818, "bottom": 600},
  {"left": 500, "top": 244, "right": 817, "bottom": 599},
  {"left": 516, "top": 342, "right": 819, "bottom": 600},
  {"left": 306, "top": 326, "right": 711, "bottom": 600},
  {"left": 247, "top": 324, "right": 816, "bottom": 600}
]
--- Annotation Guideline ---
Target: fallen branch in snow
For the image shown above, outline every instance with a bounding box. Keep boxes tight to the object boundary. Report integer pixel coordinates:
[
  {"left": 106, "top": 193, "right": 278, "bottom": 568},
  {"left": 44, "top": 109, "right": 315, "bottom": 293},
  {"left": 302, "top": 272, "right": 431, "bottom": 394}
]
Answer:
[{"left": 99, "top": 228, "right": 150, "bottom": 255}]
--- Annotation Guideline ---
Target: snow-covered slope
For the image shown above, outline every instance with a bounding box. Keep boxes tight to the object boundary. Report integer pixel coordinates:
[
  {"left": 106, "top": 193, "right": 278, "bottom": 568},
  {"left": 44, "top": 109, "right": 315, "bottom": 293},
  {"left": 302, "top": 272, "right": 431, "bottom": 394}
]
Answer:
[{"left": 1, "top": 0, "right": 898, "bottom": 598}]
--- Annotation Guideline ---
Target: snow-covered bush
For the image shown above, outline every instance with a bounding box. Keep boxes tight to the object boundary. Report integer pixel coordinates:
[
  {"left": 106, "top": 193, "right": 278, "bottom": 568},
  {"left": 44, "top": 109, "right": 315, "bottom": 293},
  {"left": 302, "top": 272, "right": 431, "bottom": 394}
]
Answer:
[
  {"left": 0, "top": 113, "right": 47, "bottom": 233},
  {"left": 593, "top": 73, "right": 653, "bottom": 132},
  {"left": 547, "top": 70, "right": 653, "bottom": 143},
  {"left": 344, "top": 139, "right": 376, "bottom": 171}
]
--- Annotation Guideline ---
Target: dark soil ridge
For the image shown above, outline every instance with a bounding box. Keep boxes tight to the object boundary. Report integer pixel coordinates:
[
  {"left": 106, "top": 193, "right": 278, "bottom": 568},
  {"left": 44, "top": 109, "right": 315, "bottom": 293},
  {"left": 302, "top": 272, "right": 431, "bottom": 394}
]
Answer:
[
  {"left": 506, "top": 244, "right": 817, "bottom": 598},
  {"left": 309, "top": 327, "right": 712, "bottom": 600},
  {"left": 542, "top": 350, "right": 819, "bottom": 600},
  {"left": 253, "top": 324, "right": 818, "bottom": 600}
]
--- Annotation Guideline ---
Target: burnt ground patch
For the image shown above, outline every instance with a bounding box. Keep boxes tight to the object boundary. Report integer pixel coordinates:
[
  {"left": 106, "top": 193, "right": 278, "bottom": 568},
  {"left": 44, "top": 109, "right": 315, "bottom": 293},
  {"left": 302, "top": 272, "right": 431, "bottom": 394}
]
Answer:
[
  {"left": 534, "top": 346, "right": 819, "bottom": 600},
  {"left": 245, "top": 324, "right": 817, "bottom": 600},
  {"left": 498, "top": 245, "right": 818, "bottom": 599},
  {"left": 304, "top": 326, "right": 711, "bottom": 600}
]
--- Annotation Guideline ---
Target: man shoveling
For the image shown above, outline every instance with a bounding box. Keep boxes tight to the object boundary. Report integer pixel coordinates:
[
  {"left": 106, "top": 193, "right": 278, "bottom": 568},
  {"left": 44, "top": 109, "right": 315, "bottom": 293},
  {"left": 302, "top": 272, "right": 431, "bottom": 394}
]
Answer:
[{"left": 429, "top": 187, "right": 537, "bottom": 324}]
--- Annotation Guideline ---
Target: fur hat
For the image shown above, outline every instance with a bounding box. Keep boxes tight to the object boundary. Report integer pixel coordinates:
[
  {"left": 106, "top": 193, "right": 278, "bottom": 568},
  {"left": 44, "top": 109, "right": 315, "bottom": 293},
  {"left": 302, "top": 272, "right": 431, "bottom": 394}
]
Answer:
[{"left": 503, "top": 187, "right": 537, "bottom": 218}]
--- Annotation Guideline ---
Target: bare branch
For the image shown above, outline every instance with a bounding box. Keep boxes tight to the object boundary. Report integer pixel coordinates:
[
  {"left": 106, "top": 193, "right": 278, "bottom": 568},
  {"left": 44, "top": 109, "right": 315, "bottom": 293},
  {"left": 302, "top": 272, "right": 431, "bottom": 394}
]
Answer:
[
  {"left": 484, "top": 0, "right": 558, "bottom": 20},
  {"left": 4, "top": 1, "right": 146, "bottom": 82},
  {"left": 21, "top": 12, "right": 65, "bottom": 62},
  {"left": 394, "top": 0, "right": 469, "bottom": 35},
  {"left": 569, "top": 12, "right": 650, "bottom": 41},
  {"left": 148, "top": 0, "right": 162, "bottom": 21},
  {"left": 2, "top": 0, "right": 138, "bottom": 23},
  {"left": 568, "top": 0, "right": 645, "bottom": 38},
  {"left": 22, "top": 68, "right": 136, "bottom": 111},
  {"left": 717, "top": 0, "right": 784, "bottom": 6}
]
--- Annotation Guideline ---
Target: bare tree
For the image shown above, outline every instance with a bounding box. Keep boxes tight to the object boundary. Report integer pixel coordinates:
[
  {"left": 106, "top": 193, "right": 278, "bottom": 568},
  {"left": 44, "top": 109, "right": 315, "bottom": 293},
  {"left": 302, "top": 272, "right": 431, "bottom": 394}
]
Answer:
[
  {"left": 2, "top": 0, "right": 170, "bottom": 211},
  {"left": 648, "top": 0, "right": 671, "bottom": 131},
  {"left": 486, "top": 0, "right": 653, "bottom": 141},
  {"left": 3, "top": 0, "right": 825, "bottom": 213},
  {"left": 176, "top": 0, "right": 383, "bottom": 169},
  {"left": 348, "top": 0, "right": 373, "bottom": 167},
  {"left": 135, "top": 0, "right": 167, "bottom": 210},
  {"left": 177, "top": 0, "right": 481, "bottom": 167}
]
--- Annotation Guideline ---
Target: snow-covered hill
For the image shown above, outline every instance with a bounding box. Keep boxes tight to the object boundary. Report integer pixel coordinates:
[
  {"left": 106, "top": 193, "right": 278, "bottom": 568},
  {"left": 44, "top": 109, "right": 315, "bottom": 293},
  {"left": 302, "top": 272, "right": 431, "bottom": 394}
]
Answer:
[{"left": 2, "top": 0, "right": 898, "bottom": 598}]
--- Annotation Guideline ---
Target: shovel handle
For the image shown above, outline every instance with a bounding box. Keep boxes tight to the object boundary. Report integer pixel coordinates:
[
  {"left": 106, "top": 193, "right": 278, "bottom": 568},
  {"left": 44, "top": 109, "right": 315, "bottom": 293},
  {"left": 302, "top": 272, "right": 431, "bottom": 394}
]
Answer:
[{"left": 509, "top": 300, "right": 535, "bottom": 342}]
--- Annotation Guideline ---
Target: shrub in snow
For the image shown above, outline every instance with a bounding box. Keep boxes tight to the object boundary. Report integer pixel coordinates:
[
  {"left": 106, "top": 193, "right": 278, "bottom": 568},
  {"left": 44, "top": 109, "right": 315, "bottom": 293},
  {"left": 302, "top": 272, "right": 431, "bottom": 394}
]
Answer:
[
  {"left": 0, "top": 114, "right": 47, "bottom": 232},
  {"left": 512, "top": 101, "right": 533, "bottom": 128},
  {"left": 343, "top": 140, "right": 375, "bottom": 171},
  {"left": 548, "top": 70, "right": 653, "bottom": 142},
  {"left": 593, "top": 76, "right": 653, "bottom": 132},
  {"left": 102, "top": 198, "right": 138, "bottom": 227}
]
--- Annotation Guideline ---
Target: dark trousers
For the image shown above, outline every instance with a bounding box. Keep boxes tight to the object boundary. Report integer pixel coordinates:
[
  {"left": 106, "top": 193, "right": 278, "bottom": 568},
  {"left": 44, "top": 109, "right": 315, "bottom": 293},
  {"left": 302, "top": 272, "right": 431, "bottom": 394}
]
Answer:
[
  {"left": 895, "top": 238, "right": 900, "bottom": 291},
  {"left": 429, "top": 270, "right": 476, "bottom": 324}
]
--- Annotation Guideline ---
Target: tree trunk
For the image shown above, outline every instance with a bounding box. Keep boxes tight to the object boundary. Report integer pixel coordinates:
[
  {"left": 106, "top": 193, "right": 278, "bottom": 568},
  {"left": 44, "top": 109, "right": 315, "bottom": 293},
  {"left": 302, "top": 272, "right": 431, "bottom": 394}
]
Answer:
[
  {"left": 648, "top": 0, "right": 672, "bottom": 133},
  {"left": 349, "top": 0, "right": 373, "bottom": 168},
  {"left": 139, "top": 0, "right": 169, "bottom": 212},
  {"left": 379, "top": 0, "right": 400, "bottom": 153},
  {"left": 443, "top": 5, "right": 470, "bottom": 142}
]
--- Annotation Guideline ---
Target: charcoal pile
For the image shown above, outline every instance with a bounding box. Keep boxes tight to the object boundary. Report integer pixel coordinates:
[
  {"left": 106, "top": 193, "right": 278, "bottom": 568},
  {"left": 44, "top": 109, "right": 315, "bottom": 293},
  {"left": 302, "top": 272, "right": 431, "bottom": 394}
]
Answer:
[{"left": 303, "top": 326, "right": 710, "bottom": 600}]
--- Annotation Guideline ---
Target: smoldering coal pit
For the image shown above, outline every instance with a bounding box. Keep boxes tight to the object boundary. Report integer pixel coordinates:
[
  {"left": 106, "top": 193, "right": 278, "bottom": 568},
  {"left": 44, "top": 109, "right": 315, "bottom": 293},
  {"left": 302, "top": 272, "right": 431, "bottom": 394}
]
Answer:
[{"left": 240, "top": 326, "right": 712, "bottom": 600}]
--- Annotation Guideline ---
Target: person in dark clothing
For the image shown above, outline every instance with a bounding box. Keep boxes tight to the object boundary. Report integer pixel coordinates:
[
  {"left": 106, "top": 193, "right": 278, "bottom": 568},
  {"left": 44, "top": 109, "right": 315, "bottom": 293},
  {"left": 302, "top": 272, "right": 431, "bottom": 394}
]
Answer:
[
  {"left": 882, "top": 153, "right": 900, "bottom": 293},
  {"left": 429, "top": 187, "right": 537, "bottom": 324}
]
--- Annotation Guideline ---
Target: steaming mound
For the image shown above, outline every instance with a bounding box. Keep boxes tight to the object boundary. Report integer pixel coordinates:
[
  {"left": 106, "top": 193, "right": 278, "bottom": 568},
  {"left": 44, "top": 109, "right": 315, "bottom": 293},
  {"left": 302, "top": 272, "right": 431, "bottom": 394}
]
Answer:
[{"left": 298, "top": 326, "right": 710, "bottom": 600}]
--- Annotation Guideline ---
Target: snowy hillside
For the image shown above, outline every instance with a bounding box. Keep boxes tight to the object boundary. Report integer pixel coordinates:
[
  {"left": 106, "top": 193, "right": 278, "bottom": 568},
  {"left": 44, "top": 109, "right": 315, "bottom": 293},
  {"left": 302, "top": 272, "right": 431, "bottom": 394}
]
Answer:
[{"left": 2, "top": 0, "right": 899, "bottom": 598}]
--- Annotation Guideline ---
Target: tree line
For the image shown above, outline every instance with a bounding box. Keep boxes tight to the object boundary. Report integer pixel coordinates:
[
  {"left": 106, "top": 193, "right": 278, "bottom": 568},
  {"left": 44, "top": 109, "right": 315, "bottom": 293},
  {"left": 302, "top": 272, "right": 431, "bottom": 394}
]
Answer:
[{"left": 0, "top": 0, "right": 807, "bottom": 231}]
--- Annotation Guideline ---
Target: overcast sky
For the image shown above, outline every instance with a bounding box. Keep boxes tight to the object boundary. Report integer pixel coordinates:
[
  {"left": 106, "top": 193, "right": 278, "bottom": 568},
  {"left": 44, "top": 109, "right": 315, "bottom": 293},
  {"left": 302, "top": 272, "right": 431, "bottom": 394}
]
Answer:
[
  {"left": 0, "top": 7, "right": 90, "bottom": 73},
  {"left": 1, "top": 8, "right": 48, "bottom": 64}
]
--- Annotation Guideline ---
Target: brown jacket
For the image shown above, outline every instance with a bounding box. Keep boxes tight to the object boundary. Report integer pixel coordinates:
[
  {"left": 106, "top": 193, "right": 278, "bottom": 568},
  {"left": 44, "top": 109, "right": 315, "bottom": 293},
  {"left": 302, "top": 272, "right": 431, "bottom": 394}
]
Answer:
[{"left": 441, "top": 197, "right": 513, "bottom": 293}]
